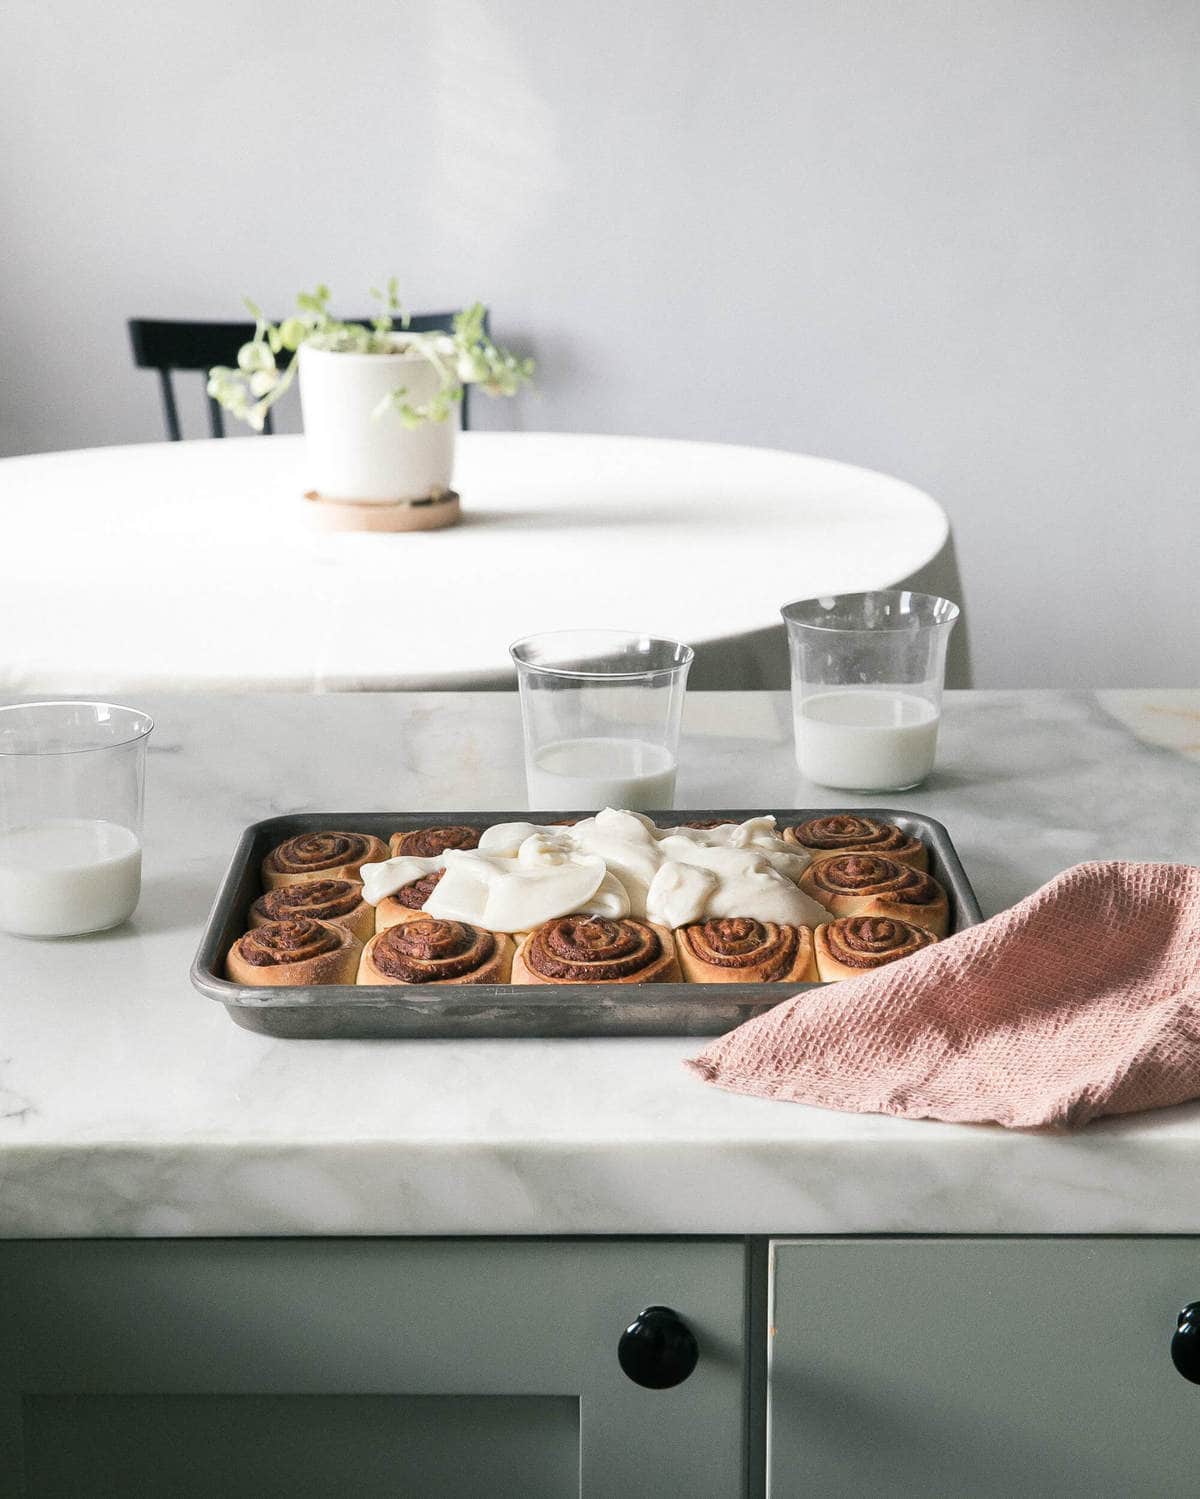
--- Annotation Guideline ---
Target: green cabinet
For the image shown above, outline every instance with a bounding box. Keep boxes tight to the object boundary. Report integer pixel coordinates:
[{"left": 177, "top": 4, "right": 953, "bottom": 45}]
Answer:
[
  {"left": 768, "top": 1238, "right": 1200, "bottom": 1498},
  {"left": 11, "top": 1232, "right": 1200, "bottom": 1496},
  {"left": 0, "top": 1239, "right": 747, "bottom": 1498}
]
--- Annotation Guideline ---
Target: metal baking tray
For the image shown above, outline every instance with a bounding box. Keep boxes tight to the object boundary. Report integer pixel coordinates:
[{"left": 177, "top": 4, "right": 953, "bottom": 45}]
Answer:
[{"left": 191, "top": 809, "right": 983, "bottom": 1040}]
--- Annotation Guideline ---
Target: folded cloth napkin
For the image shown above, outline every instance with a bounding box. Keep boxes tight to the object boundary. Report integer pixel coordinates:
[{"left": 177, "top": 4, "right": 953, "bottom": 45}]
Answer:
[{"left": 686, "top": 862, "right": 1200, "bottom": 1129}]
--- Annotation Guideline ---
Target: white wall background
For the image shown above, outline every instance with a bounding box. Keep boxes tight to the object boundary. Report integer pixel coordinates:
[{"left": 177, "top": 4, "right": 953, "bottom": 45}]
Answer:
[{"left": 2, "top": 0, "right": 1198, "bottom": 687}]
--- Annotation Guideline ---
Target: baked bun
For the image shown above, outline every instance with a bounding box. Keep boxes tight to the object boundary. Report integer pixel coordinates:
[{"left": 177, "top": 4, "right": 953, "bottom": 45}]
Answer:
[
  {"left": 358, "top": 917, "right": 512, "bottom": 985},
  {"left": 227, "top": 918, "right": 361, "bottom": 986},
  {"left": 513, "top": 916, "right": 679, "bottom": 984},
  {"left": 799, "top": 854, "right": 949, "bottom": 936},
  {"left": 815, "top": 916, "right": 937, "bottom": 981},
  {"left": 677, "top": 918, "right": 816, "bottom": 983},
  {"left": 374, "top": 868, "right": 447, "bottom": 931},
  {"left": 250, "top": 878, "right": 375, "bottom": 943},
  {"left": 784, "top": 816, "right": 926, "bottom": 871},
  {"left": 389, "top": 826, "right": 481, "bottom": 859},
  {"left": 262, "top": 831, "right": 389, "bottom": 890}
]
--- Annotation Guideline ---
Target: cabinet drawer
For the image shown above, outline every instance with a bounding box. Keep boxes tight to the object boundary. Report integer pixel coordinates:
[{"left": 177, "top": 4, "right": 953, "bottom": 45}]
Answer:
[
  {"left": 0, "top": 1238, "right": 747, "bottom": 1499},
  {"left": 769, "top": 1237, "right": 1200, "bottom": 1498}
]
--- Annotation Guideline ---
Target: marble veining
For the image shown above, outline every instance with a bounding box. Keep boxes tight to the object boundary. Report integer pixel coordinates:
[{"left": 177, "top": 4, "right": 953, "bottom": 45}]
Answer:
[{"left": 0, "top": 689, "right": 1198, "bottom": 1238}]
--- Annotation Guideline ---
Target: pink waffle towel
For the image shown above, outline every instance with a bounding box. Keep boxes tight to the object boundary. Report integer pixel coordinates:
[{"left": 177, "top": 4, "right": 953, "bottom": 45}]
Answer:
[{"left": 686, "top": 862, "right": 1200, "bottom": 1129}]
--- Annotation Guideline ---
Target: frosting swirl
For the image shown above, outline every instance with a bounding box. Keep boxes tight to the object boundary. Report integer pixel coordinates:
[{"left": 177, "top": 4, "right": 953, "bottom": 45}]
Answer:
[
  {"left": 522, "top": 916, "right": 663, "bottom": 981},
  {"left": 265, "top": 831, "right": 381, "bottom": 878},
  {"left": 806, "top": 854, "right": 939, "bottom": 904},
  {"left": 369, "top": 918, "right": 496, "bottom": 982},
  {"left": 788, "top": 816, "right": 921, "bottom": 859},
  {"left": 236, "top": 918, "right": 343, "bottom": 967},
  {"left": 393, "top": 826, "right": 480, "bottom": 858},
  {"left": 252, "top": 879, "right": 363, "bottom": 925},
  {"left": 679, "top": 918, "right": 801, "bottom": 979},
  {"left": 821, "top": 915, "right": 936, "bottom": 968}
]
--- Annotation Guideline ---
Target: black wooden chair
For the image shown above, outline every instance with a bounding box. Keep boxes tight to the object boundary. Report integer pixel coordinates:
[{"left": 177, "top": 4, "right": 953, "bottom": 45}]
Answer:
[{"left": 128, "top": 311, "right": 480, "bottom": 440}]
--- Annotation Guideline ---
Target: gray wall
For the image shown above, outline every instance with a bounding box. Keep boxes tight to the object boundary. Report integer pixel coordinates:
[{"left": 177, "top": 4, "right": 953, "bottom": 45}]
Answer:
[{"left": 3, "top": 0, "right": 1198, "bottom": 688}]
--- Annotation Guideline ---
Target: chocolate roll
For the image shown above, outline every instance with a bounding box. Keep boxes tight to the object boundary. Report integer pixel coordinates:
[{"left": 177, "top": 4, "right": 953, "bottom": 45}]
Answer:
[
  {"left": 814, "top": 916, "right": 937, "bottom": 981},
  {"left": 389, "top": 825, "right": 482, "bottom": 859},
  {"left": 513, "top": 916, "right": 680, "bottom": 985},
  {"left": 262, "top": 831, "right": 389, "bottom": 890},
  {"left": 250, "top": 878, "right": 375, "bottom": 942},
  {"left": 783, "top": 815, "right": 927, "bottom": 871},
  {"left": 227, "top": 918, "right": 361, "bottom": 986},
  {"left": 358, "top": 916, "right": 512, "bottom": 985},
  {"left": 677, "top": 917, "right": 817, "bottom": 983},
  {"left": 799, "top": 854, "right": 949, "bottom": 936}
]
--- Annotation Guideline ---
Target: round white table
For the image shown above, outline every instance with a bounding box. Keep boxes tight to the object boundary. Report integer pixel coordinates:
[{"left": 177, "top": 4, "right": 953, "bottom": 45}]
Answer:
[{"left": 0, "top": 433, "right": 949, "bottom": 693}]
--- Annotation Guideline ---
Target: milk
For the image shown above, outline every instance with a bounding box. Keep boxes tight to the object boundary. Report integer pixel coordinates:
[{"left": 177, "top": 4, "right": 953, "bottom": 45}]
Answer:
[
  {"left": 794, "top": 690, "right": 940, "bottom": 791},
  {"left": 0, "top": 819, "right": 142, "bottom": 936},
  {"left": 526, "top": 737, "right": 677, "bottom": 811}
]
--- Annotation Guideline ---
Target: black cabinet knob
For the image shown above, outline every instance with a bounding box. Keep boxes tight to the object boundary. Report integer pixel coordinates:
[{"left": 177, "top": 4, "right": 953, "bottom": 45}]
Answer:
[
  {"left": 1172, "top": 1303, "right": 1200, "bottom": 1383},
  {"left": 618, "top": 1305, "right": 699, "bottom": 1389}
]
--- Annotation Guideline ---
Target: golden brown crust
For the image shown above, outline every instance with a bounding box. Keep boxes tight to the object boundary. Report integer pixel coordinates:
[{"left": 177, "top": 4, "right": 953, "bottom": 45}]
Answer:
[
  {"left": 513, "top": 916, "right": 679, "bottom": 985},
  {"left": 358, "top": 918, "right": 512, "bottom": 985},
  {"left": 250, "top": 879, "right": 375, "bottom": 942},
  {"left": 262, "top": 831, "right": 389, "bottom": 890},
  {"left": 677, "top": 918, "right": 817, "bottom": 983},
  {"left": 226, "top": 918, "right": 361, "bottom": 986},
  {"left": 373, "top": 869, "right": 447, "bottom": 932},
  {"left": 783, "top": 816, "right": 927, "bottom": 871},
  {"left": 814, "top": 916, "right": 938, "bottom": 981},
  {"left": 799, "top": 854, "right": 949, "bottom": 936},
  {"left": 388, "top": 825, "right": 481, "bottom": 859}
]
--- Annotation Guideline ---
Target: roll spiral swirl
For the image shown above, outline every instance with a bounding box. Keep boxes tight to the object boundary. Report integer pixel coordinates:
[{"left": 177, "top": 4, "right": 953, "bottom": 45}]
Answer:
[
  {"left": 391, "top": 825, "right": 481, "bottom": 858},
  {"left": 237, "top": 917, "right": 344, "bottom": 966},
  {"left": 262, "top": 830, "right": 388, "bottom": 888},
  {"left": 519, "top": 916, "right": 674, "bottom": 984},
  {"left": 804, "top": 854, "right": 939, "bottom": 904},
  {"left": 785, "top": 816, "right": 925, "bottom": 868},
  {"left": 820, "top": 915, "right": 935, "bottom": 969},
  {"left": 800, "top": 854, "right": 949, "bottom": 936},
  {"left": 253, "top": 879, "right": 363, "bottom": 924},
  {"left": 679, "top": 918, "right": 806, "bottom": 981},
  {"left": 366, "top": 917, "right": 501, "bottom": 984}
]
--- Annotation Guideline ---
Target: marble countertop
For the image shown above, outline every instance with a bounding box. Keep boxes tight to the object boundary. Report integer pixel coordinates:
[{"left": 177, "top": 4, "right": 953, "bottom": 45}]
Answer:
[{"left": 1, "top": 689, "right": 1197, "bottom": 1239}]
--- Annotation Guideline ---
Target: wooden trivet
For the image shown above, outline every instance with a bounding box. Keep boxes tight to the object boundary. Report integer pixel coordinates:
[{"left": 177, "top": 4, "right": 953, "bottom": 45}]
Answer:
[{"left": 304, "top": 488, "right": 461, "bottom": 533}]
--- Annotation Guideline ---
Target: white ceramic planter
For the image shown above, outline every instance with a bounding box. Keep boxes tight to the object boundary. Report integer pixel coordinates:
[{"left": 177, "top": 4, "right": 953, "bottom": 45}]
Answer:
[{"left": 298, "top": 343, "right": 459, "bottom": 503}]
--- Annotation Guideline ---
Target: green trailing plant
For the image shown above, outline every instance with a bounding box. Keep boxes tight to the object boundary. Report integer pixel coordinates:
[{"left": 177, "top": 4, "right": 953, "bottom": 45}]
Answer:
[{"left": 207, "top": 280, "right": 533, "bottom": 431}]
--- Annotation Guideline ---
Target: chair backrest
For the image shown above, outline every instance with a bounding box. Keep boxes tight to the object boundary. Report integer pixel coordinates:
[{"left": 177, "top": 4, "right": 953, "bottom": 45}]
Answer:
[{"left": 128, "top": 311, "right": 478, "bottom": 440}]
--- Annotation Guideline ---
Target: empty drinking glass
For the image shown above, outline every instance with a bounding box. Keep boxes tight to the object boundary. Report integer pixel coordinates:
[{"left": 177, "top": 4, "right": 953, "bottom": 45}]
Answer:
[
  {"left": 510, "top": 630, "right": 693, "bottom": 811},
  {"left": 0, "top": 701, "right": 153, "bottom": 936},
  {"left": 780, "top": 592, "right": 959, "bottom": 791}
]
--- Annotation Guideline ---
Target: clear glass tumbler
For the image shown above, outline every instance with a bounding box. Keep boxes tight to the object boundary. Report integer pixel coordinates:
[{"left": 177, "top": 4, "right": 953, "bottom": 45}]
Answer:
[
  {"left": 510, "top": 630, "right": 694, "bottom": 811},
  {"left": 780, "top": 591, "right": 959, "bottom": 792},
  {"left": 0, "top": 701, "right": 154, "bottom": 936}
]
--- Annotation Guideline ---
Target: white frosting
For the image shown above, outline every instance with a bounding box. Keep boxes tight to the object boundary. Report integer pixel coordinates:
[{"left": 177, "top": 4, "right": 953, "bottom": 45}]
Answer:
[
  {"left": 422, "top": 847, "right": 628, "bottom": 932},
  {"left": 645, "top": 845, "right": 827, "bottom": 928},
  {"left": 477, "top": 821, "right": 559, "bottom": 857},
  {"left": 360, "top": 855, "right": 445, "bottom": 906},
  {"left": 374, "top": 811, "right": 820, "bottom": 932},
  {"left": 567, "top": 809, "right": 664, "bottom": 918},
  {"left": 660, "top": 816, "right": 811, "bottom": 879},
  {"left": 656, "top": 830, "right": 809, "bottom": 883},
  {"left": 643, "top": 860, "right": 718, "bottom": 929}
]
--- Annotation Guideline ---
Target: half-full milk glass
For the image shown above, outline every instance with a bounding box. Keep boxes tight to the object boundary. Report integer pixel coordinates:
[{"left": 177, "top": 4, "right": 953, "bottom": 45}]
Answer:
[
  {"left": 0, "top": 701, "right": 153, "bottom": 936},
  {"left": 781, "top": 592, "right": 959, "bottom": 792},
  {"left": 510, "top": 631, "right": 693, "bottom": 811}
]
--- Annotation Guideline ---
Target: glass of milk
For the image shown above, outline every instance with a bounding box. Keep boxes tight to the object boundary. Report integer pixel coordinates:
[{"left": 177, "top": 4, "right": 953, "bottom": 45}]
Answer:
[
  {"left": 780, "top": 592, "right": 959, "bottom": 792},
  {"left": 0, "top": 701, "right": 153, "bottom": 937},
  {"left": 510, "top": 630, "right": 693, "bottom": 811}
]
